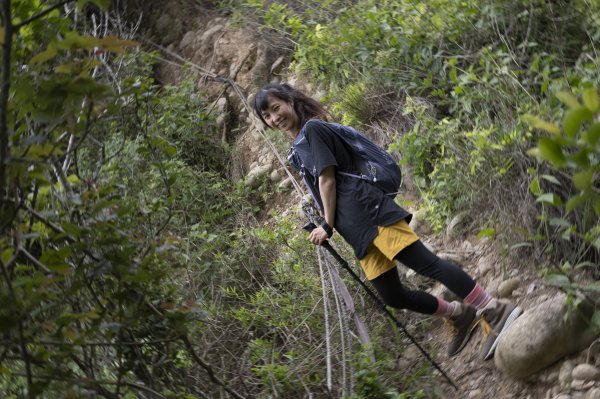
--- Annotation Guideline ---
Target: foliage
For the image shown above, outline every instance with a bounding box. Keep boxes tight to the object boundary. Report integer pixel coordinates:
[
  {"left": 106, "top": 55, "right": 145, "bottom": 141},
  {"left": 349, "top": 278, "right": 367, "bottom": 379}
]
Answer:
[
  {"left": 237, "top": 0, "right": 600, "bottom": 251},
  {"left": 525, "top": 87, "right": 600, "bottom": 304},
  {"left": 0, "top": 2, "right": 241, "bottom": 398}
]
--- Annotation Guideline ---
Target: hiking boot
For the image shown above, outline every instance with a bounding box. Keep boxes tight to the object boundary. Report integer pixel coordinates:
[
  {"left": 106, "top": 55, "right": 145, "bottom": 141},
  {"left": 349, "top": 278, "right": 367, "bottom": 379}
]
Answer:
[
  {"left": 446, "top": 302, "right": 478, "bottom": 357},
  {"left": 479, "top": 300, "right": 523, "bottom": 360}
]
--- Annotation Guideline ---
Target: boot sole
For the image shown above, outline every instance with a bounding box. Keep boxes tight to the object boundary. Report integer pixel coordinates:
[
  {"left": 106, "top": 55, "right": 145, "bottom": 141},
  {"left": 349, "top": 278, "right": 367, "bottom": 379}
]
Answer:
[{"left": 482, "top": 306, "right": 523, "bottom": 360}]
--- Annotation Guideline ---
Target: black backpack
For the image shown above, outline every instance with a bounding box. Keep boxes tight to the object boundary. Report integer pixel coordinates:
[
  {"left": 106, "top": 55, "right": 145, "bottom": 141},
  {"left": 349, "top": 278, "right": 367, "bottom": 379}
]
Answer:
[{"left": 288, "top": 120, "right": 402, "bottom": 209}]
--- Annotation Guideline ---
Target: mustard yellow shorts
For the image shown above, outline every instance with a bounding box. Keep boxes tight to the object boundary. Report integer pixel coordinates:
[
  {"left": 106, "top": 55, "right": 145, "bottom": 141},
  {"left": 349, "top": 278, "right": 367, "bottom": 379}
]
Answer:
[{"left": 359, "top": 219, "right": 420, "bottom": 280}]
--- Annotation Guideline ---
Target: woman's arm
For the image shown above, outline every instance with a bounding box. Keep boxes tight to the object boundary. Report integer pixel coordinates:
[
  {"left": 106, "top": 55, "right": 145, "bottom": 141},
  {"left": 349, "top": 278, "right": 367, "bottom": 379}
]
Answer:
[{"left": 309, "top": 166, "right": 336, "bottom": 245}]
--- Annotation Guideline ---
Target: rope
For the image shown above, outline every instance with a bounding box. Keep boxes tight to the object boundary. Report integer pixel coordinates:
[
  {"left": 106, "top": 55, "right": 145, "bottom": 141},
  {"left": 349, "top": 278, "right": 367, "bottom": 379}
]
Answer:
[
  {"left": 317, "top": 247, "right": 333, "bottom": 392},
  {"left": 324, "top": 252, "right": 348, "bottom": 397}
]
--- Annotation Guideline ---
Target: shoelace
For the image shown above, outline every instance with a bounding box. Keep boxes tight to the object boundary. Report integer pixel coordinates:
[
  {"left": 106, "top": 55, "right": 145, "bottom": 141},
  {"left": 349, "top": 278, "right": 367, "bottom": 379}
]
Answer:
[
  {"left": 474, "top": 317, "right": 495, "bottom": 337},
  {"left": 444, "top": 319, "right": 459, "bottom": 338}
]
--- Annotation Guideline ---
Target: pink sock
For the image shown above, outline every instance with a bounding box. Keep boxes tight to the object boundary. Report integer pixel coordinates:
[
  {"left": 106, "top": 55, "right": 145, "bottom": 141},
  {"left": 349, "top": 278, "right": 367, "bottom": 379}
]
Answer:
[
  {"left": 463, "top": 283, "right": 492, "bottom": 310},
  {"left": 433, "top": 297, "right": 457, "bottom": 317}
]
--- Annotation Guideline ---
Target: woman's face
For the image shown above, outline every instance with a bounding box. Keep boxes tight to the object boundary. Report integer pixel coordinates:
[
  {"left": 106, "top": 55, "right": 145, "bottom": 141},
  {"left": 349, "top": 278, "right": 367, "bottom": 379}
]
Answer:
[{"left": 260, "top": 95, "right": 300, "bottom": 138}]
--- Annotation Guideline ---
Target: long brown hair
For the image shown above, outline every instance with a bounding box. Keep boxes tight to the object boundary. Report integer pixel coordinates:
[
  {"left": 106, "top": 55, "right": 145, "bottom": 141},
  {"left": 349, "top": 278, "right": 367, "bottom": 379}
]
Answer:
[{"left": 253, "top": 83, "right": 328, "bottom": 129}]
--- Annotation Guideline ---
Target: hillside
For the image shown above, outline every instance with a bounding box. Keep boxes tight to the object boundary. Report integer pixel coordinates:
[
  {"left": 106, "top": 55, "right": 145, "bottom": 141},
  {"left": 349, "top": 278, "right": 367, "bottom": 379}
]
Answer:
[{"left": 0, "top": 1, "right": 599, "bottom": 398}]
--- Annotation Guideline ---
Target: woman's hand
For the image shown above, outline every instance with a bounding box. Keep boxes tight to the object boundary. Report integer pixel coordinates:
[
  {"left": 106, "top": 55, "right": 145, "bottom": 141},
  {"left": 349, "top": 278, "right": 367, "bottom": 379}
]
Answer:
[{"left": 309, "top": 225, "right": 329, "bottom": 245}]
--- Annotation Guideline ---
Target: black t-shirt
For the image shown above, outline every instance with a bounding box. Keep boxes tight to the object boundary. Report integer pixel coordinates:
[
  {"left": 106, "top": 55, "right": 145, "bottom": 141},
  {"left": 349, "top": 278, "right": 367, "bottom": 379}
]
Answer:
[{"left": 301, "top": 119, "right": 411, "bottom": 259}]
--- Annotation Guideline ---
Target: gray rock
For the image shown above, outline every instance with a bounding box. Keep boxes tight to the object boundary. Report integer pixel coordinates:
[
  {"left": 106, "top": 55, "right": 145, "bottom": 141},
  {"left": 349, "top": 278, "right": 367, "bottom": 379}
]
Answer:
[
  {"left": 200, "top": 24, "right": 224, "bottom": 43},
  {"left": 270, "top": 55, "right": 285, "bottom": 74},
  {"left": 586, "top": 387, "right": 600, "bottom": 399},
  {"left": 468, "top": 389, "right": 483, "bottom": 398},
  {"left": 409, "top": 208, "right": 432, "bottom": 235},
  {"left": 246, "top": 164, "right": 273, "bottom": 189},
  {"left": 422, "top": 240, "right": 436, "bottom": 254},
  {"left": 486, "top": 276, "right": 503, "bottom": 296},
  {"left": 495, "top": 294, "right": 600, "bottom": 378},
  {"left": 437, "top": 251, "right": 466, "bottom": 266},
  {"left": 277, "top": 177, "right": 293, "bottom": 191},
  {"left": 179, "top": 31, "right": 196, "bottom": 51},
  {"left": 477, "top": 257, "right": 495, "bottom": 276},
  {"left": 559, "top": 361, "right": 575, "bottom": 388},
  {"left": 573, "top": 364, "right": 600, "bottom": 381},
  {"left": 428, "top": 283, "right": 459, "bottom": 303},
  {"left": 445, "top": 212, "right": 468, "bottom": 242},
  {"left": 497, "top": 277, "right": 521, "bottom": 298},
  {"left": 270, "top": 169, "right": 282, "bottom": 183}
]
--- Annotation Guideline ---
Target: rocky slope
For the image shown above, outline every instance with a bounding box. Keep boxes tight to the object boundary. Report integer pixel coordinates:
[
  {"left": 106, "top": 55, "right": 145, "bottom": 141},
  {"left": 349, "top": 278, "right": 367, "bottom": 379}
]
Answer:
[{"left": 134, "top": 2, "right": 600, "bottom": 398}]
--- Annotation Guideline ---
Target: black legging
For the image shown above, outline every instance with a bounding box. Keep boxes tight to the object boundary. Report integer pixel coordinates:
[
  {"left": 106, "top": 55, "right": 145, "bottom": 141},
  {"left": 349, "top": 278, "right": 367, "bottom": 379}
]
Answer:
[{"left": 370, "top": 240, "right": 476, "bottom": 315}]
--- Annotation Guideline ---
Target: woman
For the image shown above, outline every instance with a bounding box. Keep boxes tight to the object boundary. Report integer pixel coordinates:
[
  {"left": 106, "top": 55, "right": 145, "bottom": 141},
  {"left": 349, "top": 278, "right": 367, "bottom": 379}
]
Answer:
[{"left": 253, "top": 82, "right": 522, "bottom": 360}]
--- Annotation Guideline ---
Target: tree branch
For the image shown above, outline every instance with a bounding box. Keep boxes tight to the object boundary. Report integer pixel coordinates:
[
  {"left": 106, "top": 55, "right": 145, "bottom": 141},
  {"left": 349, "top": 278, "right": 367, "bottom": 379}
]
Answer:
[
  {"left": 13, "top": 0, "right": 71, "bottom": 30},
  {"left": 180, "top": 335, "right": 247, "bottom": 399},
  {"left": 0, "top": 0, "right": 13, "bottom": 224},
  {"left": 11, "top": 372, "right": 168, "bottom": 399}
]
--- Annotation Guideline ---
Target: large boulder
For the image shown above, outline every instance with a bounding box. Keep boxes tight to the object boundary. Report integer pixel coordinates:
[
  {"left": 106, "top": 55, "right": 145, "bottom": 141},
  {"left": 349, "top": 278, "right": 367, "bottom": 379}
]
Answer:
[{"left": 494, "top": 294, "right": 600, "bottom": 378}]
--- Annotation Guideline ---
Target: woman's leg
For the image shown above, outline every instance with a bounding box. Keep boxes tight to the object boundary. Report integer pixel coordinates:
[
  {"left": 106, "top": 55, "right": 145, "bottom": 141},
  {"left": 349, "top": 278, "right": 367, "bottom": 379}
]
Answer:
[
  {"left": 394, "top": 240, "right": 481, "bottom": 301},
  {"left": 370, "top": 266, "right": 439, "bottom": 314}
]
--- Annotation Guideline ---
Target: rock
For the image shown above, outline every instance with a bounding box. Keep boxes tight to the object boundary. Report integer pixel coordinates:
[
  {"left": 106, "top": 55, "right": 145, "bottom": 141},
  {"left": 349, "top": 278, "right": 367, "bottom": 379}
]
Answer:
[
  {"left": 573, "top": 364, "right": 600, "bottom": 381},
  {"left": 477, "top": 257, "right": 495, "bottom": 276},
  {"left": 437, "top": 251, "right": 466, "bottom": 266},
  {"left": 497, "top": 277, "right": 521, "bottom": 298},
  {"left": 445, "top": 212, "right": 468, "bottom": 242},
  {"left": 200, "top": 24, "right": 224, "bottom": 43},
  {"left": 404, "top": 268, "right": 429, "bottom": 288},
  {"left": 468, "top": 389, "right": 483, "bottom": 398},
  {"left": 586, "top": 387, "right": 600, "bottom": 399},
  {"left": 559, "top": 361, "right": 575, "bottom": 388},
  {"left": 571, "top": 380, "right": 595, "bottom": 390},
  {"left": 428, "top": 283, "right": 459, "bottom": 303},
  {"left": 277, "top": 177, "right": 293, "bottom": 191},
  {"left": 486, "top": 276, "right": 503, "bottom": 296},
  {"left": 179, "top": 31, "right": 196, "bottom": 51},
  {"left": 422, "top": 240, "right": 436, "bottom": 254},
  {"left": 214, "top": 97, "right": 229, "bottom": 128},
  {"left": 246, "top": 164, "right": 273, "bottom": 189},
  {"left": 270, "top": 169, "right": 282, "bottom": 183},
  {"left": 494, "top": 294, "right": 600, "bottom": 378},
  {"left": 409, "top": 208, "right": 432, "bottom": 235},
  {"left": 270, "top": 55, "right": 285, "bottom": 74}
]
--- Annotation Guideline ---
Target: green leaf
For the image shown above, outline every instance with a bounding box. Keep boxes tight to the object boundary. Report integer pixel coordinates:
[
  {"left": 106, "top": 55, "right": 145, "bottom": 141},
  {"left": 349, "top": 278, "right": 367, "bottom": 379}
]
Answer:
[
  {"left": 541, "top": 174, "right": 561, "bottom": 185},
  {"left": 1, "top": 248, "right": 14, "bottom": 264},
  {"left": 30, "top": 43, "right": 58, "bottom": 64},
  {"left": 477, "top": 228, "right": 496, "bottom": 239},
  {"left": 563, "top": 107, "right": 592, "bottom": 138},
  {"left": 536, "top": 193, "right": 562, "bottom": 206},
  {"left": 538, "top": 138, "right": 566, "bottom": 167},
  {"left": 572, "top": 169, "right": 593, "bottom": 190},
  {"left": 522, "top": 114, "right": 560, "bottom": 134},
  {"left": 98, "top": 36, "right": 138, "bottom": 53},
  {"left": 565, "top": 192, "right": 589, "bottom": 212},
  {"left": 582, "top": 123, "right": 600, "bottom": 146},
  {"left": 545, "top": 273, "right": 570, "bottom": 287},
  {"left": 582, "top": 89, "right": 599, "bottom": 112},
  {"left": 556, "top": 91, "right": 580, "bottom": 109},
  {"left": 529, "top": 177, "right": 541, "bottom": 196},
  {"left": 549, "top": 218, "right": 571, "bottom": 228}
]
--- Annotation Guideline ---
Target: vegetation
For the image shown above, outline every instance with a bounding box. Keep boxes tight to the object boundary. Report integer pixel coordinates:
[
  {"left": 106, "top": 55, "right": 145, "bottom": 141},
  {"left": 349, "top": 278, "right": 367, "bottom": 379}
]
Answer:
[
  {"left": 235, "top": 0, "right": 600, "bottom": 293},
  {"left": 1, "top": 0, "right": 600, "bottom": 398}
]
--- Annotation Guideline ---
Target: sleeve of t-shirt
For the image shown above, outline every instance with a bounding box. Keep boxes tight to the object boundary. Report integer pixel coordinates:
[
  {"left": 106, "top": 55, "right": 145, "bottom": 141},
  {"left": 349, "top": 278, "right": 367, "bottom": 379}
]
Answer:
[{"left": 304, "top": 121, "right": 338, "bottom": 177}]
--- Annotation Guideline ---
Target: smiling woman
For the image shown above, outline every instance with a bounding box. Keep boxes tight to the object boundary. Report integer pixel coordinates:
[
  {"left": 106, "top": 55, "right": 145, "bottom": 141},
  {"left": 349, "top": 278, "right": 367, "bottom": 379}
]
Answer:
[
  {"left": 254, "top": 83, "right": 328, "bottom": 139},
  {"left": 253, "top": 82, "right": 523, "bottom": 362}
]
